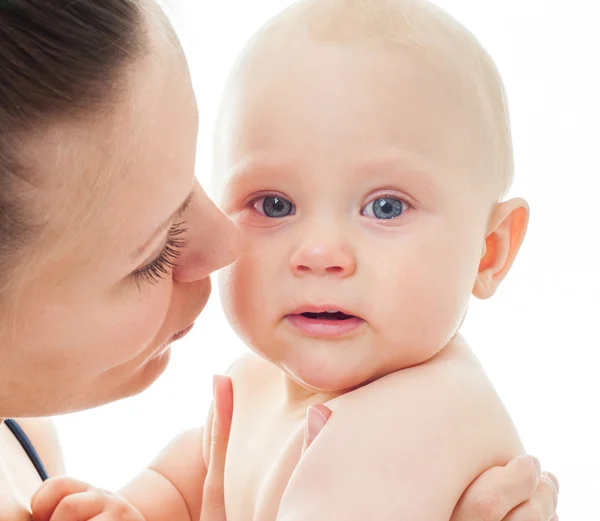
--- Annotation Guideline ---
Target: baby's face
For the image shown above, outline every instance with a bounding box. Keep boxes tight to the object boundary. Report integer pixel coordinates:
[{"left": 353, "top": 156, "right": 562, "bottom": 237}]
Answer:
[{"left": 217, "top": 39, "right": 496, "bottom": 392}]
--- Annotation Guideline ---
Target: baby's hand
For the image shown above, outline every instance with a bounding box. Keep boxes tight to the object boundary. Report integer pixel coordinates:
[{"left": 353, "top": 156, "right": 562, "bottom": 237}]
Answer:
[{"left": 31, "top": 476, "right": 145, "bottom": 521}]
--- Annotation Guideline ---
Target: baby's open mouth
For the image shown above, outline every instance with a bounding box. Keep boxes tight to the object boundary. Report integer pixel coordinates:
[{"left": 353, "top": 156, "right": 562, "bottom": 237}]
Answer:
[
  {"left": 300, "top": 311, "right": 355, "bottom": 321},
  {"left": 286, "top": 309, "right": 364, "bottom": 337}
]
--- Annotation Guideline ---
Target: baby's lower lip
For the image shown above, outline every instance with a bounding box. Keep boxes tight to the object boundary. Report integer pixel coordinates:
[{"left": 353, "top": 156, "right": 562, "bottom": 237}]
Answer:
[{"left": 285, "top": 314, "right": 365, "bottom": 337}]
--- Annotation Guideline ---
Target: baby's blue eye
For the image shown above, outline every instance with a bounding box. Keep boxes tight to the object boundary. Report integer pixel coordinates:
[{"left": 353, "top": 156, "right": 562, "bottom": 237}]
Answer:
[
  {"left": 254, "top": 196, "right": 295, "bottom": 218},
  {"left": 362, "top": 197, "right": 406, "bottom": 219}
]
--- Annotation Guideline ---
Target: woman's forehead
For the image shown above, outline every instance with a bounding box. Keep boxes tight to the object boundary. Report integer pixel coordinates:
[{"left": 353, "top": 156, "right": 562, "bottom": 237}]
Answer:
[{"left": 28, "top": 46, "right": 198, "bottom": 271}]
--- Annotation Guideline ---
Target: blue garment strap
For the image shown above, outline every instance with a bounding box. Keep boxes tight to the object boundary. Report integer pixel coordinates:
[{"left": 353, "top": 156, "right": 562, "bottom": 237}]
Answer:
[{"left": 4, "top": 419, "right": 49, "bottom": 481}]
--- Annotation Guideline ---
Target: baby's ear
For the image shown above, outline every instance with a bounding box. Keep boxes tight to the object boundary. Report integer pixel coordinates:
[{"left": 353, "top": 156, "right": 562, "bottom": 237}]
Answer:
[{"left": 473, "top": 198, "right": 529, "bottom": 299}]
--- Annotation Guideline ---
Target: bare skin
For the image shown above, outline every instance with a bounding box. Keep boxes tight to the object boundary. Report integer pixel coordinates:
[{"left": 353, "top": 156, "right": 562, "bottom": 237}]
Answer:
[{"left": 7, "top": 3, "right": 558, "bottom": 521}]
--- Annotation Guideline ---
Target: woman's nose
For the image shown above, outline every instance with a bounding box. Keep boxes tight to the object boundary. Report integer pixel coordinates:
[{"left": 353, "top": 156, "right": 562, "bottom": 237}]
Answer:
[{"left": 174, "top": 188, "right": 241, "bottom": 283}]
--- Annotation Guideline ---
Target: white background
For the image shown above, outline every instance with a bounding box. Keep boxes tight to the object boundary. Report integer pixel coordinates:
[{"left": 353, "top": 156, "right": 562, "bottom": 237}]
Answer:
[{"left": 54, "top": 1, "right": 599, "bottom": 520}]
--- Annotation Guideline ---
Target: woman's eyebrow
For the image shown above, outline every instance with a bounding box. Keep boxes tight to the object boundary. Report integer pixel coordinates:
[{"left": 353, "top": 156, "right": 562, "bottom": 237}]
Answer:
[{"left": 132, "top": 190, "right": 193, "bottom": 261}]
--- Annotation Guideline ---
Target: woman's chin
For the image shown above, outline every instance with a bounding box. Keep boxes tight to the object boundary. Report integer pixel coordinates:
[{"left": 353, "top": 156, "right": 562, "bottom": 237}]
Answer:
[
  {"left": 106, "top": 347, "right": 173, "bottom": 405},
  {"left": 136, "top": 346, "right": 172, "bottom": 388}
]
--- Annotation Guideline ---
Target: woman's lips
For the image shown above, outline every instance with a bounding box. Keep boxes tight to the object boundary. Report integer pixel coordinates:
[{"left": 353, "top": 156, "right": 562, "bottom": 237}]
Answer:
[{"left": 169, "top": 322, "right": 195, "bottom": 343}]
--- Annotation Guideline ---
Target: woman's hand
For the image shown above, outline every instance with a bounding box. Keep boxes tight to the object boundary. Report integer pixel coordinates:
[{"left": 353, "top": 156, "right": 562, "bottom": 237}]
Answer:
[
  {"left": 451, "top": 455, "right": 559, "bottom": 521},
  {"left": 199, "top": 375, "right": 233, "bottom": 521},
  {"left": 199, "top": 378, "right": 331, "bottom": 521},
  {"left": 201, "top": 383, "right": 559, "bottom": 521}
]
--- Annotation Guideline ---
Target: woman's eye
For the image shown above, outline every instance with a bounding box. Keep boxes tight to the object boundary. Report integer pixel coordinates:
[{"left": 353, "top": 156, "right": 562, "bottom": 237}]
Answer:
[
  {"left": 253, "top": 195, "right": 295, "bottom": 218},
  {"left": 132, "top": 222, "right": 187, "bottom": 289},
  {"left": 362, "top": 197, "right": 407, "bottom": 220}
]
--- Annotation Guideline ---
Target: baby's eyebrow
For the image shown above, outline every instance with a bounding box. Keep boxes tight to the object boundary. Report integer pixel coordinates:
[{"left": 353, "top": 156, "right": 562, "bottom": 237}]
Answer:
[
  {"left": 355, "top": 153, "right": 442, "bottom": 190},
  {"left": 222, "top": 159, "right": 298, "bottom": 198},
  {"left": 228, "top": 158, "right": 296, "bottom": 183}
]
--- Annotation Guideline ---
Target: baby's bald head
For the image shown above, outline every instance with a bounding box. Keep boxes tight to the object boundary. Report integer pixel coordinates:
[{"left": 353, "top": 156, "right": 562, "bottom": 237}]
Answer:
[{"left": 215, "top": 0, "right": 513, "bottom": 200}]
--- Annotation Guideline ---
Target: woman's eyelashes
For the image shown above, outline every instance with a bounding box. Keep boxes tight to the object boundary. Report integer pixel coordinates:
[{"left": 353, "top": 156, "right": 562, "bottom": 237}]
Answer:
[{"left": 132, "top": 222, "right": 188, "bottom": 288}]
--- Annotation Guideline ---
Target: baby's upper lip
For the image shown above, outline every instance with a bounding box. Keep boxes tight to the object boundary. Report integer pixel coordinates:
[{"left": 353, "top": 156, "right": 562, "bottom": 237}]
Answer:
[{"left": 287, "top": 304, "right": 361, "bottom": 318}]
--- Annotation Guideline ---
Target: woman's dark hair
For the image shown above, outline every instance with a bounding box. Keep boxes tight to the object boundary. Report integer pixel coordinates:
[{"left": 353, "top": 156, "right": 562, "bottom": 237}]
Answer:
[{"left": 0, "top": 0, "right": 148, "bottom": 293}]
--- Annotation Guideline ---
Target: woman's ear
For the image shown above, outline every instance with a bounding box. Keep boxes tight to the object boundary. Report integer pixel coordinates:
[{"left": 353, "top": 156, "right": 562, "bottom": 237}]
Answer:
[{"left": 473, "top": 198, "right": 529, "bottom": 300}]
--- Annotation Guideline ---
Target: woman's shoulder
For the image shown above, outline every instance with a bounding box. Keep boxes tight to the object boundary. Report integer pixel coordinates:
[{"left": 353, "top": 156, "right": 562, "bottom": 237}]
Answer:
[{"left": 13, "top": 417, "right": 64, "bottom": 477}]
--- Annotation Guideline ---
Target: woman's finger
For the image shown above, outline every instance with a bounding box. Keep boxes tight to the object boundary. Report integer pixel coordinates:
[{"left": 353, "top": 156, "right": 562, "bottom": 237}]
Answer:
[
  {"left": 502, "top": 472, "right": 558, "bottom": 521},
  {"left": 200, "top": 375, "right": 234, "bottom": 521},
  {"left": 451, "top": 455, "right": 541, "bottom": 521},
  {"left": 301, "top": 404, "right": 332, "bottom": 454}
]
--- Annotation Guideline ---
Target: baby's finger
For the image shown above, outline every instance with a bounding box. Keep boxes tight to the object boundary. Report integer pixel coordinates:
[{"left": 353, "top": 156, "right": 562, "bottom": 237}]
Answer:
[
  {"left": 48, "top": 491, "right": 106, "bottom": 521},
  {"left": 452, "top": 455, "right": 540, "bottom": 521},
  {"left": 87, "top": 514, "right": 122, "bottom": 521},
  {"left": 87, "top": 515, "right": 114, "bottom": 521},
  {"left": 301, "top": 405, "right": 331, "bottom": 454},
  {"left": 88, "top": 513, "right": 140, "bottom": 521},
  {"left": 32, "top": 478, "right": 92, "bottom": 521},
  {"left": 87, "top": 498, "right": 145, "bottom": 521},
  {"left": 200, "top": 375, "right": 234, "bottom": 521}
]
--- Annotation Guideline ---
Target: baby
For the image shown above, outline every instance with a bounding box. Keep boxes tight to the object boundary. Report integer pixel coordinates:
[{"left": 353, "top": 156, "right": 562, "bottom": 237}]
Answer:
[
  {"left": 33, "top": 1, "right": 538, "bottom": 520},
  {"left": 210, "top": 1, "right": 528, "bottom": 519}
]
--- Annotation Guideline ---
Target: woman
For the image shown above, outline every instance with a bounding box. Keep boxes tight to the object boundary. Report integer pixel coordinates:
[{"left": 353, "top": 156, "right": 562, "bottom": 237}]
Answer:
[{"left": 0, "top": 1, "right": 558, "bottom": 520}]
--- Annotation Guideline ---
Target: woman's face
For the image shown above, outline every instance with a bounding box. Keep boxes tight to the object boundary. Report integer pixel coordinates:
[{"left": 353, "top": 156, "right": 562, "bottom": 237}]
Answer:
[{"left": 0, "top": 36, "right": 240, "bottom": 416}]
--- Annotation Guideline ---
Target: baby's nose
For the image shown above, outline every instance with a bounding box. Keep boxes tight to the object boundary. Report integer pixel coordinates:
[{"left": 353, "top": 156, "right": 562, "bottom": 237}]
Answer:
[{"left": 290, "top": 241, "right": 356, "bottom": 278}]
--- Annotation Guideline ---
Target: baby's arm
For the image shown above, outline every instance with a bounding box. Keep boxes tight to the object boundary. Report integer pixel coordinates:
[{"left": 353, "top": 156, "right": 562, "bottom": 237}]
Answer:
[
  {"left": 276, "top": 341, "right": 524, "bottom": 521},
  {"left": 120, "top": 374, "right": 233, "bottom": 521},
  {"left": 32, "top": 376, "right": 234, "bottom": 521},
  {"left": 119, "top": 427, "right": 207, "bottom": 521},
  {"left": 31, "top": 428, "right": 207, "bottom": 521}
]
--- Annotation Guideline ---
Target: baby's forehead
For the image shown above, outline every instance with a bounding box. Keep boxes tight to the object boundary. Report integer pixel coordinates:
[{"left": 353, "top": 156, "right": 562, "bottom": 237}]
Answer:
[{"left": 214, "top": 0, "right": 511, "bottom": 199}]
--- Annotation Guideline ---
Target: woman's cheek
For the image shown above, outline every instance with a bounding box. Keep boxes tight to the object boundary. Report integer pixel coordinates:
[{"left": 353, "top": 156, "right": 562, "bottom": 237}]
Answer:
[{"left": 100, "top": 282, "right": 174, "bottom": 367}]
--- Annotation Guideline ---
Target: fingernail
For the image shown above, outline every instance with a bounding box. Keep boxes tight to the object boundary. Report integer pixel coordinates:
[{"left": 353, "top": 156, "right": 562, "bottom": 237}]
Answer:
[
  {"left": 306, "top": 406, "right": 329, "bottom": 444},
  {"left": 545, "top": 471, "right": 560, "bottom": 494},
  {"left": 213, "top": 374, "right": 225, "bottom": 403},
  {"left": 533, "top": 456, "right": 541, "bottom": 478}
]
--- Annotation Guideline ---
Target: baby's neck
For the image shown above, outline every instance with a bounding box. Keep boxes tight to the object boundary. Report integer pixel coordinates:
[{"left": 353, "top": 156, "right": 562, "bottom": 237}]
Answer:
[{"left": 282, "top": 374, "right": 343, "bottom": 410}]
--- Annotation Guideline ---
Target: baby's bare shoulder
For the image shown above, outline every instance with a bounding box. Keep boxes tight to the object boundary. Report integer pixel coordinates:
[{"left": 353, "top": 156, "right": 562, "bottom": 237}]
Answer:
[
  {"left": 226, "top": 352, "right": 281, "bottom": 398},
  {"left": 276, "top": 339, "right": 522, "bottom": 520},
  {"left": 323, "top": 336, "right": 521, "bottom": 467},
  {"left": 328, "top": 336, "right": 489, "bottom": 413},
  {"left": 227, "top": 352, "right": 276, "bottom": 379}
]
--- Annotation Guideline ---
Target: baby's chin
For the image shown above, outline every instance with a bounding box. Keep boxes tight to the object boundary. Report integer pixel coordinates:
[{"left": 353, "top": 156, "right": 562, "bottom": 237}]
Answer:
[
  {"left": 278, "top": 344, "right": 443, "bottom": 395},
  {"left": 281, "top": 356, "right": 388, "bottom": 395}
]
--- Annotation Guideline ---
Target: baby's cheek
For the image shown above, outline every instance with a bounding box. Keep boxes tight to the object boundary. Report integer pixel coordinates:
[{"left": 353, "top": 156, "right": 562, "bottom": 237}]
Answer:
[
  {"left": 379, "top": 263, "right": 461, "bottom": 363},
  {"left": 219, "top": 252, "right": 269, "bottom": 339}
]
